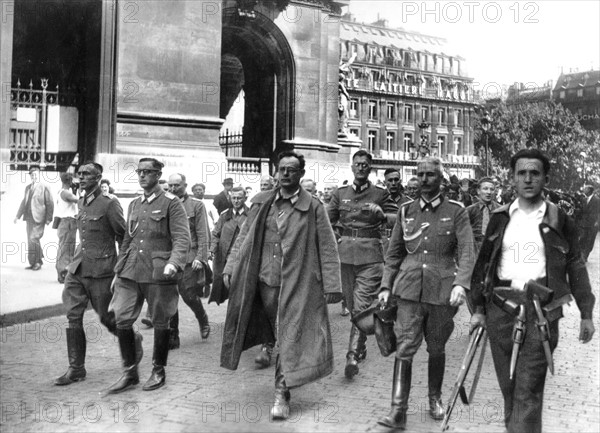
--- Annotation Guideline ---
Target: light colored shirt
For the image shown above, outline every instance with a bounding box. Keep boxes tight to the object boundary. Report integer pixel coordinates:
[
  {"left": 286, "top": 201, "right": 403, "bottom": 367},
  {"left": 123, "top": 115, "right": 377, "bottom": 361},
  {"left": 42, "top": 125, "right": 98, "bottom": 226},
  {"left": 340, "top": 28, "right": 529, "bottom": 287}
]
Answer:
[{"left": 497, "top": 199, "right": 547, "bottom": 289}]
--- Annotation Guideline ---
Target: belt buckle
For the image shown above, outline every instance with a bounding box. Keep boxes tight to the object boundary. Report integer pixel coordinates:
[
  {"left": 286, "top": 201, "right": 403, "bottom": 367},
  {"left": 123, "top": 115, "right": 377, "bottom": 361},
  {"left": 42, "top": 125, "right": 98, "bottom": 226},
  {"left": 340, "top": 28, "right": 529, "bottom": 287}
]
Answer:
[{"left": 351, "top": 228, "right": 359, "bottom": 238}]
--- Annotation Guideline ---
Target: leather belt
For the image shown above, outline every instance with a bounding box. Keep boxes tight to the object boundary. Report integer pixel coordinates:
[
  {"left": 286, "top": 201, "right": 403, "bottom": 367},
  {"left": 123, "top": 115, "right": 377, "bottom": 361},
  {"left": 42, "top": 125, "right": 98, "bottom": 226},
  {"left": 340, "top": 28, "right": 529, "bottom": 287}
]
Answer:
[{"left": 342, "top": 228, "right": 382, "bottom": 239}]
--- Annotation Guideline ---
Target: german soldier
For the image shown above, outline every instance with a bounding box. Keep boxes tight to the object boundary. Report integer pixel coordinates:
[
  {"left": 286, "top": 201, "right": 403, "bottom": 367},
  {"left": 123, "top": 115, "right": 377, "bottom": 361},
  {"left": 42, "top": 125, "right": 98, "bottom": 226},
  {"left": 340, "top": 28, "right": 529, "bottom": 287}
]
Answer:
[
  {"left": 377, "top": 157, "right": 476, "bottom": 430},
  {"left": 106, "top": 158, "right": 190, "bottom": 394},
  {"left": 167, "top": 173, "right": 211, "bottom": 349},
  {"left": 327, "top": 149, "right": 398, "bottom": 379}
]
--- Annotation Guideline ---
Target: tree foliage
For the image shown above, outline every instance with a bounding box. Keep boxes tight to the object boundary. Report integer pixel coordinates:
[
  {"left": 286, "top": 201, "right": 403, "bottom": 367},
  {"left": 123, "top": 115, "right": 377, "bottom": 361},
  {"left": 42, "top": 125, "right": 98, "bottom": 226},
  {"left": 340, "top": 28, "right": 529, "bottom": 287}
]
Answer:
[{"left": 474, "top": 101, "right": 600, "bottom": 191}]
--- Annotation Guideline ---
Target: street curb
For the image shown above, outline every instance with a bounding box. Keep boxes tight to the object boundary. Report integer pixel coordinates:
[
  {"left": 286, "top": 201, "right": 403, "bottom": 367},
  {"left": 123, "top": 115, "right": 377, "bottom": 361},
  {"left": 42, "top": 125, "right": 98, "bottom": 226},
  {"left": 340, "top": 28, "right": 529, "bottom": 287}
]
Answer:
[{"left": 0, "top": 303, "right": 66, "bottom": 327}]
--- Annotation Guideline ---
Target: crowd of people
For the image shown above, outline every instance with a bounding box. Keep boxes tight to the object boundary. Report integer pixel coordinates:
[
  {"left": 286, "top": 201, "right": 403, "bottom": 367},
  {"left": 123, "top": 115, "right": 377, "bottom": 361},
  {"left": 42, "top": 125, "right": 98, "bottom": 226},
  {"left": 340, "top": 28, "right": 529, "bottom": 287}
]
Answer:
[{"left": 12, "top": 148, "right": 599, "bottom": 432}]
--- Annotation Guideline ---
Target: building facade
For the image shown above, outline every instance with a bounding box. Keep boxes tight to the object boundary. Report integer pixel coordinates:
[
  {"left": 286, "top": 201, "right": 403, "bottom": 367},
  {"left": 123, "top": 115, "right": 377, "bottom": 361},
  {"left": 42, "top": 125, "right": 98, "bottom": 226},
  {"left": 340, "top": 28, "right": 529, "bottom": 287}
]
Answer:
[
  {"left": 339, "top": 16, "right": 480, "bottom": 181},
  {"left": 552, "top": 70, "right": 600, "bottom": 132}
]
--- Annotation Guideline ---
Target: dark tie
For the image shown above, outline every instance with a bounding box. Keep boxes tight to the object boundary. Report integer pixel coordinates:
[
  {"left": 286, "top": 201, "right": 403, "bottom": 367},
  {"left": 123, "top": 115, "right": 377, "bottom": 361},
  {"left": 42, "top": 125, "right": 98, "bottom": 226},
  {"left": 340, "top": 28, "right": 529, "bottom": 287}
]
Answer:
[{"left": 482, "top": 205, "right": 490, "bottom": 235}]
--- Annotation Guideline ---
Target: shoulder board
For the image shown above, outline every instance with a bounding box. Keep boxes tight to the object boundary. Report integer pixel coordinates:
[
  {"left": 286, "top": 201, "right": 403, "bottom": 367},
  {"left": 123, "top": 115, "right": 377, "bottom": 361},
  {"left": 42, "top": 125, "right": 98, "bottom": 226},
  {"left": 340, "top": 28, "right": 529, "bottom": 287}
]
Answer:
[
  {"left": 448, "top": 199, "right": 465, "bottom": 208},
  {"left": 134, "top": 195, "right": 143, "bottom": 202},
  {"left": 164, "top": 192, "right": 176, "bottom": 200},
  {"left": 375, "top": 184, "right": 387, "bottom": 190},
  {"left": 106, "top": 193, "right": 118, "bottom": 200},
  {"left": 190, "top": 197, "right": 202, "bottom": 202},
  {"left": 401, "top": 199, "right": 414, "bottom": 206},
  {"left": 338, "top": 184, "right": 349, "bottom": 189},
  {"left": 219, "top": 209, "right": 229, "bottom": 216}
]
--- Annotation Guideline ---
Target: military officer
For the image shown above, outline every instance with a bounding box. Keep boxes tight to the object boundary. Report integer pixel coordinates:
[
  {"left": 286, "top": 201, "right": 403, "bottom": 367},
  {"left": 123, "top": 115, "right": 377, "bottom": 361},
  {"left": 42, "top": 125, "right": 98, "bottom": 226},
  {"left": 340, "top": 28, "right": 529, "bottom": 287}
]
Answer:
[
  {"left": 327, "top": 149, "right": 398, "bottom": 379},
  {"left": 376, "top": 157, "right": 476, "bottom": 430},
  {"left": 106, "top": 158, "right": 190, "bottom": 394},
  {"left": 55, "top": 162, "right": 143, "bottom": 385},
  {"left": 167, "top": 173, "right": 211, "bottom": 349}
]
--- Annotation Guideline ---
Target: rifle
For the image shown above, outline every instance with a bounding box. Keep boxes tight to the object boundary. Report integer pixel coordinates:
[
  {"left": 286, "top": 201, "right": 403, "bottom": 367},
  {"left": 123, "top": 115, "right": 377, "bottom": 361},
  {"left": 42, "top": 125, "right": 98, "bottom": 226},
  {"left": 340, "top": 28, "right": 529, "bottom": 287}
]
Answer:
[{"left": 441, "top": 326, "right": 486, "bottom": 431}]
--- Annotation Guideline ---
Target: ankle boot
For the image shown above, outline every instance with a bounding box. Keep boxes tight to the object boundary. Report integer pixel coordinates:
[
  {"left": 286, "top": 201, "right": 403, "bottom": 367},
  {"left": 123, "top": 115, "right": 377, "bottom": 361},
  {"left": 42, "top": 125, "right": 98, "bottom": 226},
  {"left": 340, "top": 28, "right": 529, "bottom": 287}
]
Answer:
[
  {"left": 105, "top": 328, "right": 139, "bottom": 394},
  {"left": 169, "top": 311, "right": 180, "bottom": 350},
  {"left": 428, "top": 354, "right": 446, "bottom": 420},
  {"left": 55, "top": 328, "right": 87, "bottom": 385},
  {"left": 345, "top": 325, "right": 361, "bottom": 378},
  {"left": 143, "top": 329, "right": 170, "bottom": 391},
  {"left": 255, "top": 343, "right": 273, "bottom": 368},
  {"left": 378, "top": 358, "right": 412, "bottom": 430},
  {"left": 270, "top": 355, "right": 290, "bottom": 420}
]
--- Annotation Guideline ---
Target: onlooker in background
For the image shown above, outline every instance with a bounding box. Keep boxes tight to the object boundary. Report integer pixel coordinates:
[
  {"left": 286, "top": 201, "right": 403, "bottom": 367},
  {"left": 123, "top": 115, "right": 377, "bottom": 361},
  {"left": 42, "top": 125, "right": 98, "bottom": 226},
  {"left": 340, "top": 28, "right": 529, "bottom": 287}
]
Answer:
[
  {"left": 579, "top": 184, "right": 600, "bottom": 262},
  {"left": 213, "top": 178, "right": 234, "bottom": 214},
  {"left": 100, "top": 179, "right": 116, "bottom": 196},
  {"left": 260, "top": 175, "right": 275, "bottom": 191},
  {"left": 191, "top": 182, "right": 218, "bottom": 298},
  {"left": 14, "top": 165, "right": 54, "bottom": 271},
  {"left": 245, "top": 186, "right": 253, "bottom": 198},
  {"left": 445, "top": 183, "right": 461, "bottom": 201},
  {"left": 467, "top": 177, "right": 500, "bottom": 253},
  {"left": 459, "top": 178, "right": 473, "bottom": 207},
  {"left": 322, "top": 183, "right": 335, "bottom": 205},
  {"left": 55, "top": 172, "right": 79, "bottom": 283},
  {"left": 405, "top": 177, "right": 420, "bottom": 200},
  {"left": 384, "top": 168, "right": 411, "bottom": 206},
  {"left": 158, "top": 179, "right": 169, "bottom": 192},
  {"left": 301, "top": 179, "right": 318, "bottom": 197}
]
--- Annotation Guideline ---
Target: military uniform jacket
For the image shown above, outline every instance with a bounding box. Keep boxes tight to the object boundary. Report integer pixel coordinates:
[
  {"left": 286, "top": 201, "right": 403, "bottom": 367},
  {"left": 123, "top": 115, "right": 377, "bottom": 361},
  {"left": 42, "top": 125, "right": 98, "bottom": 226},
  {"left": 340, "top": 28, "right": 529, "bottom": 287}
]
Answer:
[
  {"left": 68, "top": 187, "right": 126, "bottom": 278},
  {"left": 382, "top": 195, "right": 476, "bottom": 305},
  {"left": 114, "top": 185, "right": 191, "bottom": 284},
  {"left": 328, "top": 181, "right": 398, "bottom": 265},
  {"left": 181, "top": 194, "right": 210, "bottom": 264}
]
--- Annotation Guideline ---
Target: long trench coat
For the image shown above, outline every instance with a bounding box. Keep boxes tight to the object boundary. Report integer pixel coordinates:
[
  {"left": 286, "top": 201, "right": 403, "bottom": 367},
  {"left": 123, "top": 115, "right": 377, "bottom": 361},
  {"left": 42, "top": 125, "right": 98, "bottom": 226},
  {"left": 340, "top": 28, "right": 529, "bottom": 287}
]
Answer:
[{"left": 220, "top": 188, "right": 342, "bottom": 388}]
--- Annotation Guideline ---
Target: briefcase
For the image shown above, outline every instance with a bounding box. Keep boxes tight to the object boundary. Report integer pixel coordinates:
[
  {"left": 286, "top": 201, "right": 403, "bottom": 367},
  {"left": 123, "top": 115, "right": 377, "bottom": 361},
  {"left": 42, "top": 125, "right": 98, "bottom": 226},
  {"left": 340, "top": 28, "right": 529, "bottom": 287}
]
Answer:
[{"left": 374, "top": 303, "right": 398, "bottom": 357}]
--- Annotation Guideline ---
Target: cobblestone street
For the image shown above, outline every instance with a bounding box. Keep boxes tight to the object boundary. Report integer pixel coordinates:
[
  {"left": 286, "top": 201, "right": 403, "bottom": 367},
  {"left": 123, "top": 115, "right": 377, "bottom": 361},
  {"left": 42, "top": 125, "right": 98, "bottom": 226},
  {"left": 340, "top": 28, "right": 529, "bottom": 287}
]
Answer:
[{"left": 1, "top": 243, "right": 598, "bottom": 433}]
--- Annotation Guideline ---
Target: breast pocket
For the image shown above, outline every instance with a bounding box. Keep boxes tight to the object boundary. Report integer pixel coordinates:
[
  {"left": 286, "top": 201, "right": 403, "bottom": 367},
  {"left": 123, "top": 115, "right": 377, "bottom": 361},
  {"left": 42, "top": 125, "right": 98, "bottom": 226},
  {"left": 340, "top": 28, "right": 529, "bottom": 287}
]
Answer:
[
  {"left": 149, "top": 214, "right": 167, "bottom": 236},
  {"left": 437, "top": 221, "right": 454, "bottom": 236},
  {"left": 89, "top": 215, "right": 104, "bottom": 231}
]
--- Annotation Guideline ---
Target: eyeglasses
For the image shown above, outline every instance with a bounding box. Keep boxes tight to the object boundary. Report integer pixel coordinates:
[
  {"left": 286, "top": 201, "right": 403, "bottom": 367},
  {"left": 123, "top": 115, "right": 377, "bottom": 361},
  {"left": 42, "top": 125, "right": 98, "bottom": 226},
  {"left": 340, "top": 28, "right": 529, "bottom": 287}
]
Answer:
[
  {"left": 135, "top": 169, "right": 160, "bottom": 176},
  {"left": 278, "top": 167, "right": 301, "bottom": 175},
  {"left": 353, "top": 162, "right": 371, "bottom": 169}
]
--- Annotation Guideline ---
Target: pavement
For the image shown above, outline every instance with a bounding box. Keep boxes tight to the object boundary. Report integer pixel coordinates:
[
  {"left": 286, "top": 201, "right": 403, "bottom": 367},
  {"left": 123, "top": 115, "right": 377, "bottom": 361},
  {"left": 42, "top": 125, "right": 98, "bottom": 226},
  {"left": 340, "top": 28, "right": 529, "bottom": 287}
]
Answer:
[{"left": 0, "top": 241, "right": 599, "bottom": 432}]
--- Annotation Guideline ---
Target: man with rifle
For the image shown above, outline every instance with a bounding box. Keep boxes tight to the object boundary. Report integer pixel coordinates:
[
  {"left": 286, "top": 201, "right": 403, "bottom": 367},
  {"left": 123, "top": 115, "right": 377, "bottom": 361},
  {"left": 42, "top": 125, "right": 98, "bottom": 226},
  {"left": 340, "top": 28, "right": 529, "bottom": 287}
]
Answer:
[{"left": 469, "top": 149, "right": 595, "bottom": 433}]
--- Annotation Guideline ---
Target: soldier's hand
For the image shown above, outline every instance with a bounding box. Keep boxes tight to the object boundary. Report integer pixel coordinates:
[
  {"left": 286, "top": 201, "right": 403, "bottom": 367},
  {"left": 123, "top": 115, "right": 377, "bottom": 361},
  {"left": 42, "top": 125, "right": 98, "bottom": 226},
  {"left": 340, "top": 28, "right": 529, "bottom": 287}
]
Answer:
[
  {"left": 191, "top": 259, "right": 202, "bottom": 271},
  {"left": 449, "top": 285, "right": 467, "bottom": 307},
  {"left": 368, "top": 203, "right": 385, "bottom": 220},
  {"left": 378, "top": 289, "right": 390, "bottom": 305},
  {"left": 470, "top": 313, "right": 486, "bottom": 334},
  {"left": 579, "top": 319, "right": 595, "bottom": 343},
  {"left": 223, "top": 273, "right": 231, "bottom": 290},
  {"left": 13, "top": 217, "right": 18, "bottom": 224},
  {"left": 163, "top": 263, "right": 177, "bottom": 278}
]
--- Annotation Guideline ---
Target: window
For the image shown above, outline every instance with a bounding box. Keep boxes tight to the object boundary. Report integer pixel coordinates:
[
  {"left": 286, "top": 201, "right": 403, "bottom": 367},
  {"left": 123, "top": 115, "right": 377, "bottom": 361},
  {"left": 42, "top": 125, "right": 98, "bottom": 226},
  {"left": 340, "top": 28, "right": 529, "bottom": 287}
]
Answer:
[
  {"left": 349, "top": 128, "right": 359, "bottom": 137},
  {"left": 403, "top": 133, "right": 413, "bottom": 152},
  {"left": 421, "top": 106, "right": 429, "bottom": 122},
  {"left": 438, "top": 108, "right": 446, "bottom": 124},
  {"left": 367, "top": 131, "right": 377, "bottom": 152},
  {"left": 386, "top": 132, "right": 395, "bottom": 152},
  {"left": 454, "top": 109, "right": 462, "bottom": 126},
  {"left": 368, "top": 100, "right": 378, "bottom": 120},
  {"left": 596, "top": 87, "right": 600, "bottom": 96},
  {"left": 387, "top": 102, "right": 396, "bottom": 121},
  {"left": 437, "top": 135, "right": 446, "bottom": 156},
  {"left": 559, "top": 91, "right": 565, "bottom": 99},
  {"left": 404, "top": 104, "right": 413, "bottom": 122},
  {"left": 577, "top": 89, "right": 583, "bottom": 97},
  {"left": 350, "top": 99, "right": 359, "bottom": 118},
  {"left": 454, "top": 137, "right": 462, "bottom": 155}
]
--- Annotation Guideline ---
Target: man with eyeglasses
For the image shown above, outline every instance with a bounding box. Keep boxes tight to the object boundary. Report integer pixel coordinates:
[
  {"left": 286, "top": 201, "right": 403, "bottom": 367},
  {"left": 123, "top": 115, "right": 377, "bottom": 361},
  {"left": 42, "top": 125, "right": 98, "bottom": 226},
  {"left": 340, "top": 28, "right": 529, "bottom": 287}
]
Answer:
[
  {"left": 106, "top": 158, "right": 190, "bottom": 394},
  {"left": 376, "top": 157, "right": 475, "bottom": 430},
  {"left": 327, "top": 149, "right": 398, "bottom": 380},
  {"left": 221, "top": 151, "right": 342, "bottom": 420},
  {"left": 167, "top": 173, "right": 211, "bottom": 349},
  {"left": 55, "top": 162, "right": 140, "bottom": 386}
]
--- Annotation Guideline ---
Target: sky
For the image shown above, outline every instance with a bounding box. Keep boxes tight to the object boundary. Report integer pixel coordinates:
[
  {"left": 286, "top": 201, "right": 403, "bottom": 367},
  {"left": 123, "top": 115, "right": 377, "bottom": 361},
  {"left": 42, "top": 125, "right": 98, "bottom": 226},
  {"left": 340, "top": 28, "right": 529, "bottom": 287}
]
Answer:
[{"left": 347, "top": 0, "right": 600, "bottom": 97}]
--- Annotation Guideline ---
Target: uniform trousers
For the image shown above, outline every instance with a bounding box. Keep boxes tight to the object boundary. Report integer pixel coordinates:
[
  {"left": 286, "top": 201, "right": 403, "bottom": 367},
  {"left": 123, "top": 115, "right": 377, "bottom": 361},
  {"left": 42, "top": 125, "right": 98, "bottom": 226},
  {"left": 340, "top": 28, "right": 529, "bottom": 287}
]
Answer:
[
  {"left": 62, "top": 273, "right": 116, "bottom": 332},
  {"left": 341, "top": 262, "right": 383, "bottom": 316},
  {"left": 25, "top": 220, "right": 45, "bottom": 266},
  {"left": 110, "top": 277, "right": 179, "bottom": 330},
  {"left": 393, "top": 299, "right": 458, "bottom": 360},
  {"left": 486, "top": 299, "right": 559, "bottom": 433},
  {"left": 56, "top": 217, "right": 76, "bottom": 276}
]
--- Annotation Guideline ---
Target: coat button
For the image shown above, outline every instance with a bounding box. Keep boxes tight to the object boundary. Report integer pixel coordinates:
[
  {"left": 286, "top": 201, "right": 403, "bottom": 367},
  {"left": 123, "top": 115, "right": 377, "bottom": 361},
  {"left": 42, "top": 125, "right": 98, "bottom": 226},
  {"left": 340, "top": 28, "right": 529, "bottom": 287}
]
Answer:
[
  {"left": 424, "top": 250, "right": 428, "bottom": 254},
  {"left": 422, "top": 264, "right": 427, "bottom": 268},
  {"left": 139, "top": 250, "right": 143, "bottom": 253},
  {"left": 140, "top": 240, "right": 144, "bottom": 243}
]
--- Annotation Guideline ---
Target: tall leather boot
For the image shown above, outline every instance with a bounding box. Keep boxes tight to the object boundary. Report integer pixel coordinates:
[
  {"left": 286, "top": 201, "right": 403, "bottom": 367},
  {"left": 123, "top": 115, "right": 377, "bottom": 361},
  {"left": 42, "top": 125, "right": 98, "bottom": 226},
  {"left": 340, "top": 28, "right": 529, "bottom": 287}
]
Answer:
[
  {"left": 192, "top": 295, "right": 210, "bottom": 339},
  {"left": 270, "top": 355, "right": 291, "bottom": 420},
  {"left": 143, "top": 329, "right": 170, "bottom": 391},
  {"left": 356, "top": 329, "right": 367, "bottom": 362},
  {"left": 428, "top": 354, "right": 446, "bottom": 420},
  {"left": 105, "top": 328, "right": 139, "bottom": 394},
  {"left": 255, "top": 343, "right": 274, "bottom": 368},
  {"left": 54, "top": 327, "right": 87, "bottom": 385},
  {"left": 377, "top": 358, "right": 412, "bottom": 430},
  {"left": 169, "top": 310, "right": 180, "bottom": 350},
  {"left": 345, "top": 325, "right": 361, "bottom": 379}
]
